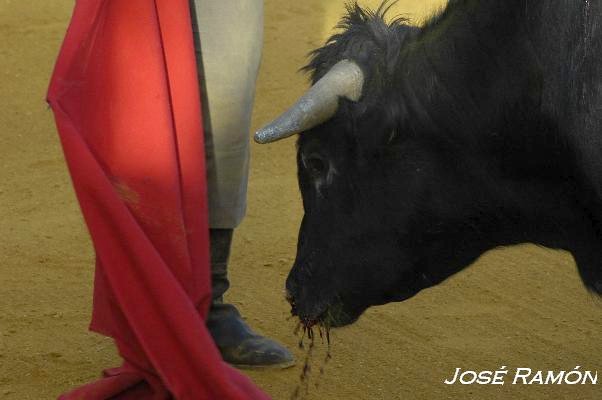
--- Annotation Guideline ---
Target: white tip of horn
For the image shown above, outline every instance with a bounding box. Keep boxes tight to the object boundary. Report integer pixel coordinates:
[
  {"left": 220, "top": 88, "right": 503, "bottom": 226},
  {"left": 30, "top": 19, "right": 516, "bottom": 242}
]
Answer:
[{"left": 254, "top": 59, "right": 364, "bottom": 144}]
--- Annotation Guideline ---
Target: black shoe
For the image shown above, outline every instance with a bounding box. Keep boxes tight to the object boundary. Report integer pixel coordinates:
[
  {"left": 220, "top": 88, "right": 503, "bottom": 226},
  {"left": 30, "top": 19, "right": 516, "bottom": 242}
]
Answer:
[
  {"left": 207, "top": 229, "right": 294, "bottom": 369},
  {"left": 207, "top": 303, "right": 295, "bottom": 369}
]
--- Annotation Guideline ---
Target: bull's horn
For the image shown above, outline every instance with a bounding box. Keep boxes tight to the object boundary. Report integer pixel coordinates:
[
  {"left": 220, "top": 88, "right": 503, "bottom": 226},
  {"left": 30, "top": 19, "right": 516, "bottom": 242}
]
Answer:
[{"left": 254, "top": 59, "right": 364, "bottom": 144}]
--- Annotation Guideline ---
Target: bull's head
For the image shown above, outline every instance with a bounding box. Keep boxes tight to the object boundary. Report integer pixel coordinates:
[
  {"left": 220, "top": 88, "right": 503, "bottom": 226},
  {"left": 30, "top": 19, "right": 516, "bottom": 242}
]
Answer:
[{"left": 255, "top": 4, "right": 533, "bottom": 327}]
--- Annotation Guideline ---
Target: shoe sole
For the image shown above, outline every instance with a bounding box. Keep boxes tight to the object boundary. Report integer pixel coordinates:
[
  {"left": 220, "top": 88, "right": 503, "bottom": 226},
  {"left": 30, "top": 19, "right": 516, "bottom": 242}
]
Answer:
[{"left": 229, "top": 359, "right": 296, "bottom": 370}]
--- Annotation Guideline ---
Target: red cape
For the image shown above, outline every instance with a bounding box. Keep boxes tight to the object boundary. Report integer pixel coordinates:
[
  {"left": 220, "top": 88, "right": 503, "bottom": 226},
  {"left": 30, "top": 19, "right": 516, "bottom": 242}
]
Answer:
[{"left": 47, "top": 1, "right": 270, "bottom": 399}]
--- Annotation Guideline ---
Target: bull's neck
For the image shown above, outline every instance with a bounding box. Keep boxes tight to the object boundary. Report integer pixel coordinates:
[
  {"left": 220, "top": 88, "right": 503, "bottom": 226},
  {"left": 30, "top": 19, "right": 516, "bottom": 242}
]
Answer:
[
  {"left": 399, "top": 0, "right": 534, "bottom": 141},
  {"left": 490, "top": 179, "right": 594, "bottom": 251},
  {"left": 399, "top": 0, "right": 598, "bottom": 251}
]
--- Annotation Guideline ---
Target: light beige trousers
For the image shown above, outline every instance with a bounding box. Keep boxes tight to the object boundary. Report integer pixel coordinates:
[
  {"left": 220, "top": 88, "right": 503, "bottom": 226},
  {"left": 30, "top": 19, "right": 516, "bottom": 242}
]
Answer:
[{"left": 190, "top": 0, "right": 264, "bottom": 228}]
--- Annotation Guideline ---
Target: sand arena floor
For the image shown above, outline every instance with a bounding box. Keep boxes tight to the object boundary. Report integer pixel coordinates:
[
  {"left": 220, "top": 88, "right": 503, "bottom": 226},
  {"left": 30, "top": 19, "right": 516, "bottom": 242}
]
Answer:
[{"left": 1, "top": 1, "right": 601, "bottom": 399}]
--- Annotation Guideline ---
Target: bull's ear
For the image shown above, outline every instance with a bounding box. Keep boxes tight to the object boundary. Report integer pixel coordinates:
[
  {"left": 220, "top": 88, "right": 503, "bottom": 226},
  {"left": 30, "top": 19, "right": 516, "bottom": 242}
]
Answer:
[{"left": 254, "top": 59, "right": 364, "bottom": 144}]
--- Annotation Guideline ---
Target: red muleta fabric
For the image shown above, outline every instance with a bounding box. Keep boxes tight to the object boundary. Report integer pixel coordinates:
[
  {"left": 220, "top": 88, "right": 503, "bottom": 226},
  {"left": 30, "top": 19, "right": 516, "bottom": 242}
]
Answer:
[{"left": 47, "top": 1, "right": 270, "bottom": 399}]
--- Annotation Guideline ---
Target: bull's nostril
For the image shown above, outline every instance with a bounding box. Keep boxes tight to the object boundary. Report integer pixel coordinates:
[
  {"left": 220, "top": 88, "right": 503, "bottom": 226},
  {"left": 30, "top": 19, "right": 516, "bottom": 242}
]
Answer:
[{"left": 284, "top": 290, "right": 298, "bottom": 316}]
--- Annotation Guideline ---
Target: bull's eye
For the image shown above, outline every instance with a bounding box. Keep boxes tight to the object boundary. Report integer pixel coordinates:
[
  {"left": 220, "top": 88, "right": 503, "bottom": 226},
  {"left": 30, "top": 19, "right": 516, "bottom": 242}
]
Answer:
[{"left": 303, "top": 154, "right": 328, "bottom": 178}]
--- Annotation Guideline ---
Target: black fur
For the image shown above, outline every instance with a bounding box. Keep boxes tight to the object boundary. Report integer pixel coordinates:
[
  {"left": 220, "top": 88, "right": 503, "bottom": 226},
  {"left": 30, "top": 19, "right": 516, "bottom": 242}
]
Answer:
[{"left": 286, "top": 1, "right": 602, "bottom": 327}]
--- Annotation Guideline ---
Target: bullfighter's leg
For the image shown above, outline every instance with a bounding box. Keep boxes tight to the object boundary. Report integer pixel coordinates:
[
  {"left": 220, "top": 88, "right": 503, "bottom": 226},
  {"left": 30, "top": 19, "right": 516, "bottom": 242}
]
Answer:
[{"left": 189, "top": 0, "right": 294, "bottom": 368}]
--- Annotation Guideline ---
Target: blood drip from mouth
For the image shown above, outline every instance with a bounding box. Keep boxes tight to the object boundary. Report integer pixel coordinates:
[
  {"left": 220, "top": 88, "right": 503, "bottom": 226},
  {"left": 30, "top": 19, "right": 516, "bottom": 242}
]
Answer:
[{"left": 290, "top": 319, "right": 332, "bottom": 400}]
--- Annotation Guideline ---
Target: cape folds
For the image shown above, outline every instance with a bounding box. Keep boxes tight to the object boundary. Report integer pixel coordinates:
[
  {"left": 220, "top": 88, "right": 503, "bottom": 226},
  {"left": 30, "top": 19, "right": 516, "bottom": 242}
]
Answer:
[{"left": 46, "top": 1, "right": 269, "bottom": 399}]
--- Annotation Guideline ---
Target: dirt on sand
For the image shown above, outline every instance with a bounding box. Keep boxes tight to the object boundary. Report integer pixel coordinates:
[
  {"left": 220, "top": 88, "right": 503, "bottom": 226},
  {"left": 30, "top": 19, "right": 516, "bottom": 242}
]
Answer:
[{"left": 1, "top": 1, "right": 600, "bottom": 399}]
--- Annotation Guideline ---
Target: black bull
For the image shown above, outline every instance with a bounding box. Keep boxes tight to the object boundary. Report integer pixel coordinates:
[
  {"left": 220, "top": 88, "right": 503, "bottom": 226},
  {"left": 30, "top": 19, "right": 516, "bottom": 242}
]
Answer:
[{"left": 255, "top": 0, "right": 602, "bottom": 328}]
